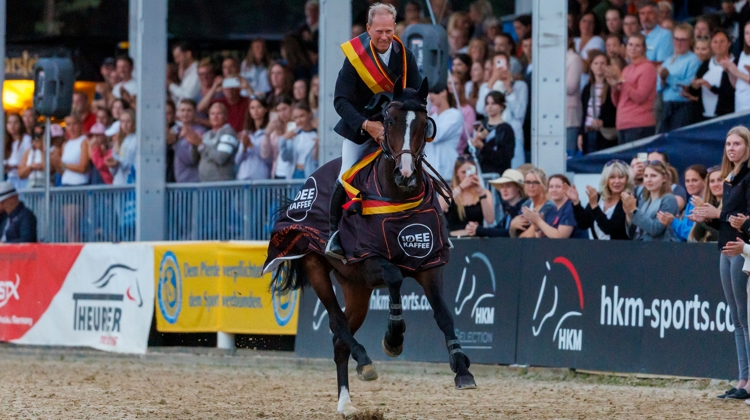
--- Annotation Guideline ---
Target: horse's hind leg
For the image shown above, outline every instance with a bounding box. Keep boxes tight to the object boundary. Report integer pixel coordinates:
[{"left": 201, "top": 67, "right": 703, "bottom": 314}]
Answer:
[
  {"left": 362, "top": 258, "right": 405, "bottom": 357},
  {"left": 303, "top": 256, "right": 374, "bottom": 376},
  {"left": 333, "top": 280, "right": 374, "bottom": 417},
  {"left": 415, "top": 267, "right": 477, "bottom": 390}
]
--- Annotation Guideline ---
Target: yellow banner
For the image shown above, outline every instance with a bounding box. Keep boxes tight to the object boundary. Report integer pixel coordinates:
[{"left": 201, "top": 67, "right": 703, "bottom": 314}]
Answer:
[{"left": 154, "top": 242, "right": 298, "bottom": 334}]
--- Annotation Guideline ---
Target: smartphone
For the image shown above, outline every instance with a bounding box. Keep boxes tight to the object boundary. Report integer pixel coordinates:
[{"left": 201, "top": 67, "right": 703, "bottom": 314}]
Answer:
[
  {"left": 465, "top": 166, "right": 477, "bottom": 176},
  {"left": 286, "top": 121, "right": 297, "bottom": 131},
  {"left": 473, "top": 121, "right": 486, "bottom": 131},
  {"left": 637, "top": 152, "right": 648, "bottom": 162},
  {"left": 495, "top": 56, "right": 508, "bottom": 70}
]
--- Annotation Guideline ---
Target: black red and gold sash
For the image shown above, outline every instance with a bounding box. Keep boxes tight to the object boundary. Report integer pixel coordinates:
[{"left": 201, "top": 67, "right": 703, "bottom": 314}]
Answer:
[
  {"left": 340, "top": 149, "right": 424, "bottom": 215},
  {"left": 340, "top": 32, "right": 408, "bottom": 94}
]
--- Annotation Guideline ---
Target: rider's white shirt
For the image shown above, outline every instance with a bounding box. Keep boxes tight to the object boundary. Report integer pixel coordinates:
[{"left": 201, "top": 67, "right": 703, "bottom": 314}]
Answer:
[{"left": 378, "top": 44, "right": 392, "bottom": 66}]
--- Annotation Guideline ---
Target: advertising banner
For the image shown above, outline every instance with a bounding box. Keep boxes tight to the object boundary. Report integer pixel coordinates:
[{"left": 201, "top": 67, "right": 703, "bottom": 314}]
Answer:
[
  {"left": 295, "top": 238, "right": 737, "bottom": 379},
  {"left": 0, "top": 244, "right": 155, "bottom": 354},
  {"left": 154, "top": 242, "right": 298, "bottom": 334},
  {"left": 295, "top": 239, "right": 519, "bottom": 365},
  {"left": 515, "top": 240, "right": 735, "bottom": 379}
]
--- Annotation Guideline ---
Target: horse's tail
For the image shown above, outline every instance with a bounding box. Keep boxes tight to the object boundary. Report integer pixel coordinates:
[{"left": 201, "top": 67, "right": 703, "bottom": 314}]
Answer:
[
  {"left": 271, "top": 257, "right": 309, "bottom": 294},
  {"left": 271, "top": 194, "right": 295, "bottom": 223}
]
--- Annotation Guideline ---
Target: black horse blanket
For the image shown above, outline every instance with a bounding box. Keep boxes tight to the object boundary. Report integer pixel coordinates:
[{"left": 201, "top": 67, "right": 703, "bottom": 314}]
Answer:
[{"left": 263, "top": 150, "right": 450, "bottom": 275}]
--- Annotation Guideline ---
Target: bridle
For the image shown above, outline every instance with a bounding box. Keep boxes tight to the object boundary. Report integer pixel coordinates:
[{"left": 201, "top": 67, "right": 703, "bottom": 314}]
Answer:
[
  {"left": 379, "top": 100, "right": 428, "bottom": 166},
  {"left": 377, "top": 99, "right": 453, "bottom": 206}
]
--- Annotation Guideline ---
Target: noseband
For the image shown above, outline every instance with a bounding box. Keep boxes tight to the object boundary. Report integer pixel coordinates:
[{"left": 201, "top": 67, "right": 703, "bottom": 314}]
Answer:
[{"left": 379, "top": 100, "right": 426, "bottom": 166}]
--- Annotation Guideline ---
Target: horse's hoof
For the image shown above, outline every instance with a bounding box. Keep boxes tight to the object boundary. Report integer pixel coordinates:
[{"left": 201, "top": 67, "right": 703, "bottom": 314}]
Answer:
[
  {"left": 382, "top": 337, "right": 404, "bottom": 357},
  {"left": 455, "top": 374, "right": 477, "bottom": 390},
  {"left": 357, "top": 363, "right": 379, "bottom": 381},
  {"left": 337, "top": 402, "right": 358, "bottom": 418}
]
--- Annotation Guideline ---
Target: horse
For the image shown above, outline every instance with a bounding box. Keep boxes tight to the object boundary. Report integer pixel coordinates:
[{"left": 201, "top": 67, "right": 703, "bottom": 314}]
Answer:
[{"left": 265, "top": 78, "right": 476, "bottom": 417}]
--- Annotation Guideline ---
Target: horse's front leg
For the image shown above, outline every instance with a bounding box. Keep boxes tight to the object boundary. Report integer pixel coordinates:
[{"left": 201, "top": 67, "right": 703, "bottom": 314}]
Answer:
[
  {"left": 415, "top": 266, "right": 477, "bottom": 390},
  {"left": 362, "top": 258, "right": 406, "bottom": 357}
]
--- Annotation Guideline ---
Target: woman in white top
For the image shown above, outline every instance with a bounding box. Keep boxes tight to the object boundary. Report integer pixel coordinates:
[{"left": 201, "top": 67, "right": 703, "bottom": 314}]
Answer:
[
  {"left": 240, "top": 39, "right": 272, "bottom": 95},
  {"left": 60, "top": 115, "right": 90, "bottom": 186},
  {"left": 448, "top": 72, "right": 476, "bottom": 155},
  {"left": 691, "top": 31, "right": 736, "bottom": 120},
  {"left": 426, "top": 88, "right": 463, "bottom": 181},
  {"left": 106, "top": 109, "right": 137, "bottom": 185},
  {"left": 280, "top": 103, "right": 318, "bottom": 179},
  {"left": 236, "top": 97, "right": 273, "bottom": 180},
  {"left": 723, "top": 22, "right": 750, "bottom": 113},
  {"left": 575, "top": 12, "right": 606, "bottom": 87},
  {"left": 4, "top": 113, "right": 32, "bottom": 190},
  {"left": 475, "top": 52, "right": 528, "bottom": 167},
  {"left": 18, "top": 136, "right": 45, "bottom": 188},
  {"left": 268, "top": 96, "right": 296, "bottom": 180}
]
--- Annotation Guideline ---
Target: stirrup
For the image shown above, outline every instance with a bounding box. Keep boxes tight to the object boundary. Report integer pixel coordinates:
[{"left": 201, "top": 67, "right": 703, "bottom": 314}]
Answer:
[{"left": 325, "top": 231, "right": 346, "bottom": 262}]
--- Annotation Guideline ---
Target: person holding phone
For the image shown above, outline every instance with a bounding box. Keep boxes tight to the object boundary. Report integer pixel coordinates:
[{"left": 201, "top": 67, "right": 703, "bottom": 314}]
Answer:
[
  {"left": 474, "top": 51, "right": 528, "bottom": 167},
  {"left": 469, "top": 91, "right": 515, "bottom": 175},
  {"left": 438, "top": 155, "right": 495, "bottom": 237}
]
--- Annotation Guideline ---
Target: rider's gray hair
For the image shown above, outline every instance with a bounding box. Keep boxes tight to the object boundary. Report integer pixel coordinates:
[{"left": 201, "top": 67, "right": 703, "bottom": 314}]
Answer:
[{"left": 368, "top": 3, "right": 397, "bottom": 26}]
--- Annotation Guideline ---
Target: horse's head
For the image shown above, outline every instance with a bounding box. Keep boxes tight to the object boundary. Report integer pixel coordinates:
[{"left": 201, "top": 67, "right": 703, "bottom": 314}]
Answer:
[{"left": 381, "top": 78, "right": 435, "bottom": 193}]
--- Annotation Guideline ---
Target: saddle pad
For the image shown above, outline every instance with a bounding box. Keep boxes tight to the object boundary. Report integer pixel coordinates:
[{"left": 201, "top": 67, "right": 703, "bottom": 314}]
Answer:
[{"left": 263, "top": 158, "right": 450, "bottom": 275}]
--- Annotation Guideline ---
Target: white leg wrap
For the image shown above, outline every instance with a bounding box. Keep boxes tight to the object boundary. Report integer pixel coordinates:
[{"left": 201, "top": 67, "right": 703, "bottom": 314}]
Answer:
[{"left": 337, "top": 386, "right": 357, "bottom": 416}]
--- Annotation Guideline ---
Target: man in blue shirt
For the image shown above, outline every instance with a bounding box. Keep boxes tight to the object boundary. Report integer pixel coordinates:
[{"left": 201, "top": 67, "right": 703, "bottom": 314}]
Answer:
[
  {"left": 658, "top": 23, "right": 702, "bottom": 132},
  {"left": 639, "top": 1, "right": 673, "bottom": 63}
]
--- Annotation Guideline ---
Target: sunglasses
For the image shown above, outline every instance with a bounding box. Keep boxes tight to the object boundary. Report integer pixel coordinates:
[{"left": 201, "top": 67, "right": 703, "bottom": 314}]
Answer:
[
  {"left": 525, "top": 180, "right": 542, "bottom": 186},
  {"left": 456, "top": 155, "right": 476, "bottom": 163},
  {"left": 646, "top": 160, "right": 668, "bottom": 169},
  {"left": 605, "top": 159, "right": 628, "bottom": 167}
]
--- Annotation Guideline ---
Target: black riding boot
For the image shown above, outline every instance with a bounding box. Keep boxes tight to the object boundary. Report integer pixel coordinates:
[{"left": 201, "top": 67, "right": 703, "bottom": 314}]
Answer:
[{"left": 325, "top": 181, "right": 347, "bottom": 260}]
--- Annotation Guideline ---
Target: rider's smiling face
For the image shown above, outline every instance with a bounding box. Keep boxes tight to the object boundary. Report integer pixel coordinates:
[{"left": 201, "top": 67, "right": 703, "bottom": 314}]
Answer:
[{"left": 367, "top": 13, "right": 396, "bottom": 54}]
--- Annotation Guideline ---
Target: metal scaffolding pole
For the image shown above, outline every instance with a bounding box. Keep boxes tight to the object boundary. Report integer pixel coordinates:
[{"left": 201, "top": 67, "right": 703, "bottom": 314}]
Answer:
[
  {"left": 128, "top": 0, "right": 139, "bottom": 68},
  {"left": 531, "top": 0, "right": 567, "bottom": 175},
  {"left": 134, "top": 0, "right": 167, "bottom": 241},
  {"left": 0, "top": 0, "right": 6, "bottom": 181},
  {"left": 318, "top": 0, "right": 352, "bottom": 164}
]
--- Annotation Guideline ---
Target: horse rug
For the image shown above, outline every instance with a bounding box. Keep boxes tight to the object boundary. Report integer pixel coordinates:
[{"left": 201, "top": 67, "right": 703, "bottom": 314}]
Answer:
[{"left": 263, "top": 153, "right": 450, "bottom": 275}]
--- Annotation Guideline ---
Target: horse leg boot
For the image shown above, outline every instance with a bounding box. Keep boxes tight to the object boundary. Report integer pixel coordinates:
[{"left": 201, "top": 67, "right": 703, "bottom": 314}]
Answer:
[
  {"left": 416, "top": 268, "right": 477, "bottom": 390},
  {"left": 363, "top": 258, "right": 406, "bottom": 357},
  {"left": 325, "top": 181, "right": 346, "bottom": 260},
  {"left": 333, "top": 336, "right": 358, "bottom": 418}
]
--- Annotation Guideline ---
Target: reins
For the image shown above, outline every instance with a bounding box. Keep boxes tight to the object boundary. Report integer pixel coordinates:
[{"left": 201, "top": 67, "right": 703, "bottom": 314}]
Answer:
[{"left": 377, "top": 100, "right": 454, "bottom": 208}]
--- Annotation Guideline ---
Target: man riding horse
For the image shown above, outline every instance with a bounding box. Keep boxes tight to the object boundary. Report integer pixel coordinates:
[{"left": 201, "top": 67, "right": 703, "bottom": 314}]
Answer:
[
  {"left": 326, "top": 2, "right": 423, "bottom": 260},
  {"left": 263, "top": 4, "right": 476, "bottom": 416}
]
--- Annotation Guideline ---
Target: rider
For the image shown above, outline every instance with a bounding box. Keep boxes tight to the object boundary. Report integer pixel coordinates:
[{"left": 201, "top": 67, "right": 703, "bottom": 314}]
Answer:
[{"left": 326, "top": 2, "right": 423, "bottom": 260}]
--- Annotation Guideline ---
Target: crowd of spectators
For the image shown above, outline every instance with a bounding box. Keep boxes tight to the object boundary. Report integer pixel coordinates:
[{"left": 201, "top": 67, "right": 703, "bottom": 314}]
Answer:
[{"left": 5, "top": 0, "right": 750, "bottom": 190}]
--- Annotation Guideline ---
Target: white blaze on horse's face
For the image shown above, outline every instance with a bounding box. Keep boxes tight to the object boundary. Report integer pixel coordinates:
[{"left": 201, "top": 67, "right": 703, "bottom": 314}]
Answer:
[{"left": 399, "top": 110, "right": 416, "bottom": 178}]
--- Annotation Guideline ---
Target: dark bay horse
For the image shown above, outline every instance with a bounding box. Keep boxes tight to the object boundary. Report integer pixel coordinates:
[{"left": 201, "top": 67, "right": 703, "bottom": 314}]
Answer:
[{"left": 267, "top": 79, "right": 476, "bottom": 417}]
